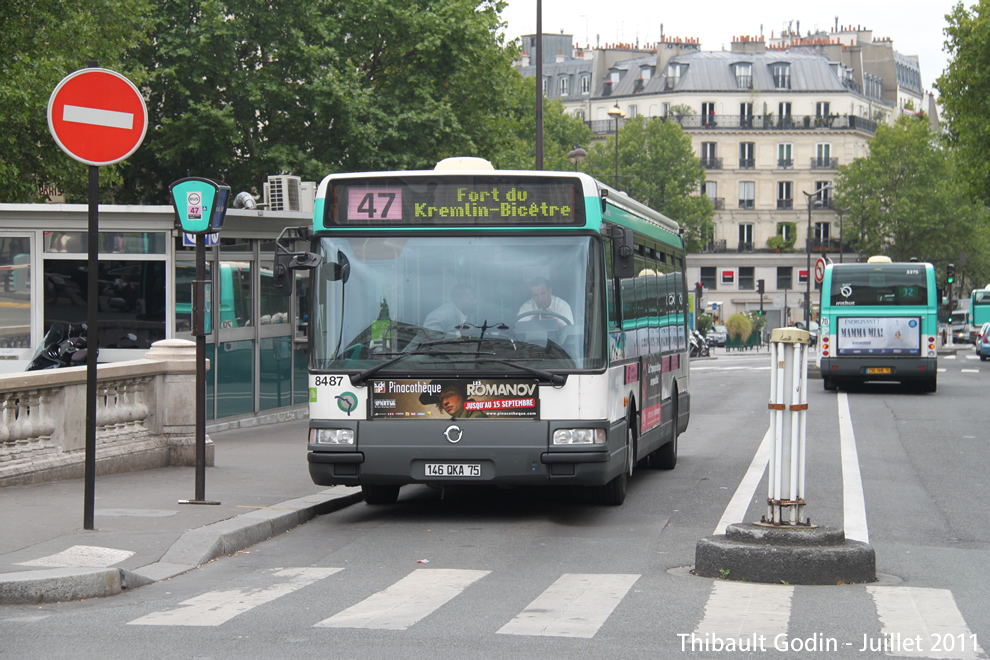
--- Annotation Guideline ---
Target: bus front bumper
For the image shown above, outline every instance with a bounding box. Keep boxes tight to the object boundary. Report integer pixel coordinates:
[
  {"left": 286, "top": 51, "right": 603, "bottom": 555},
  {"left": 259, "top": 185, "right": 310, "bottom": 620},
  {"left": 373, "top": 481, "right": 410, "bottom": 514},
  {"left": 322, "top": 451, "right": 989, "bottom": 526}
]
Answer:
[{"left": 307, "top": 419, "right": 625, "bottom": 488}]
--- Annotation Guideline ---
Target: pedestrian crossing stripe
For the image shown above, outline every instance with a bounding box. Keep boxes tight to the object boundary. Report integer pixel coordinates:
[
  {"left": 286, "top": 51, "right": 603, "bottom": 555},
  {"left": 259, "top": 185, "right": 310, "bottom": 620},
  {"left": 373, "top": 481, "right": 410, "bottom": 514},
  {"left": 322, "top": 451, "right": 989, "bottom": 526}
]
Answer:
[
  {"left": 125, "top": 567, "right": 987, "bottom": 656},
  {"left": 497, "top": 573, "right": 640, "bottom": 638},
  {"left": 314, "top": 568, "right": 489, "bottom": 630},
  {"left": 127, "top": 567, "right": 341, "bottom": 627}
]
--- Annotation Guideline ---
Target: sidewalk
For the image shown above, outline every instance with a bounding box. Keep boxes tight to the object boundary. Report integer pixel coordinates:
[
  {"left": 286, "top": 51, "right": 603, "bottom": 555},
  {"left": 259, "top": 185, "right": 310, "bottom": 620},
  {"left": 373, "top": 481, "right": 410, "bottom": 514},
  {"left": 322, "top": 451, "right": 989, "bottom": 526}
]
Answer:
[{"left": 0, "top": 419, "right": 362, "bottom": 605}]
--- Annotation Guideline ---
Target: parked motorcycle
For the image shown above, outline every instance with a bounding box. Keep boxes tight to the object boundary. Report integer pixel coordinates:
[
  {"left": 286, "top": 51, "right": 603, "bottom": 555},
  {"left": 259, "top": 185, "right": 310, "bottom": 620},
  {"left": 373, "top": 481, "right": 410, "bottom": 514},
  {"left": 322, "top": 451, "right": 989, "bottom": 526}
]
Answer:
[
  {"left": 26, "top": 321, "right": 95, "bottom": 370},
  {"left": 689, "top": 329, "right": 710, "bottom": 358}
]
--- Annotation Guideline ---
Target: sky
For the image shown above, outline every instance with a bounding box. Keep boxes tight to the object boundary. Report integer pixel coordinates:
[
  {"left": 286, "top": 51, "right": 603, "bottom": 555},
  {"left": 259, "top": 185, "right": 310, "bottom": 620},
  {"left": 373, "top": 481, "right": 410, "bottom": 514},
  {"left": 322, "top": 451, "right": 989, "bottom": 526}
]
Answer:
[{"left": 498, "top": 0, "right": 963, "bottom": 97}]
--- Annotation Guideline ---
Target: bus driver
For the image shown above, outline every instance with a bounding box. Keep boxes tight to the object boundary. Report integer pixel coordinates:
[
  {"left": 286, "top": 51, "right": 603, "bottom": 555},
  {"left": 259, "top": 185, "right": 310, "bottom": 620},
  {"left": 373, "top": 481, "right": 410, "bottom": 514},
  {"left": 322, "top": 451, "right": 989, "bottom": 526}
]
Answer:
[{"left": 517, "top": 276, "right": 573, "bottom": 328}]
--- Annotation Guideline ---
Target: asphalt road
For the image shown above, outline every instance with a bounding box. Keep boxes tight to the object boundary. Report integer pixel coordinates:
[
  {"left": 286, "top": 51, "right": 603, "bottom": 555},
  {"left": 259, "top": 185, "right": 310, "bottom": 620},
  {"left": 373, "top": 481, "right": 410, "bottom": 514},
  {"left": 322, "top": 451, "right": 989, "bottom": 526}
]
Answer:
[{"left": 2, "top": 350, "right": 988, "bottom": 659}]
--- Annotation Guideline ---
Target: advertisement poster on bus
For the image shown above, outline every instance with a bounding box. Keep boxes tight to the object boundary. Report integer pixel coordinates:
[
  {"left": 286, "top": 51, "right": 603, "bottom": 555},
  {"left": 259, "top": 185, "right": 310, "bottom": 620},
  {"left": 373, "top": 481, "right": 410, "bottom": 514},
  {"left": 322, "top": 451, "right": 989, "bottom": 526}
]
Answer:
[
  {"left": 640, "top": 354, "right": 664, "bottom": 433},
  {"left": 835, "top": 317, "right": 922, "bottom": 355},
  {"left": 370, "top": 378, "right": 540, "bottom": 420}
]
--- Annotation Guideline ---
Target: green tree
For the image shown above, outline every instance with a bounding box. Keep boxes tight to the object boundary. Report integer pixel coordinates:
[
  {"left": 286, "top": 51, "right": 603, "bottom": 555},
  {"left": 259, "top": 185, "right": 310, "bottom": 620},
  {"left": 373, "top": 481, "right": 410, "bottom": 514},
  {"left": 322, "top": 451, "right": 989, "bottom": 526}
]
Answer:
[
  {"left": 113, "top": 0, "right": 520, "bottom": 203},
  {"left": 834, "top": 115, "right": 989, "bottom": 275},
  {"left": 582, "top": 116, "right": 714, "bottom": 251},
  {"left": 0, "top": 0, "right": 150, "bottom": 202},
  {"left": 493, "top": 74, "right": 594, "bottom": 171},
  {"left": 937, "top": 0, "right": 990, "bottom": 203}
]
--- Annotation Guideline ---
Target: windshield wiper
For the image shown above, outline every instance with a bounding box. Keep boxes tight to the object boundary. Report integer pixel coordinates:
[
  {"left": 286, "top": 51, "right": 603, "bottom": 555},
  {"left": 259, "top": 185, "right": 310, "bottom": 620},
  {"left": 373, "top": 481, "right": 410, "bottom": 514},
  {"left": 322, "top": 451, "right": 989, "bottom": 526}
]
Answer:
[
  {"left": 485, "top": 358, "right": 566, "bottom": 386},
  {"left": 350, "top": 350, "right": 452, "bottom": 387}
]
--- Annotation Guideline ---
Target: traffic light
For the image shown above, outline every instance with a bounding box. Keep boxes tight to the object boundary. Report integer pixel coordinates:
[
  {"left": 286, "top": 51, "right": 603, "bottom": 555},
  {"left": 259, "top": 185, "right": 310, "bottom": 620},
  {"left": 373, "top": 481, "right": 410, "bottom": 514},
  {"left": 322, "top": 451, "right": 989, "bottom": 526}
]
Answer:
[
  {"left": 695, "top": 282, "right": 703, "bottom": 298},
  {"left": 757, "top": 279, "right": 765, "bottom": 294},
  {"left": 947, "top": 263, "right": 955, "bottom": 285}
]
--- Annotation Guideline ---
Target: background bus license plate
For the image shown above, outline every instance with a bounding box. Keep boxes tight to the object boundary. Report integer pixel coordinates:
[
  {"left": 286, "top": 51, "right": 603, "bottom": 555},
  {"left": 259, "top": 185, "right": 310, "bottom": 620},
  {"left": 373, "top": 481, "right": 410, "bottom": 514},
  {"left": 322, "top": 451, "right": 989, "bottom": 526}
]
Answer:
[
  {"left": 865, "top": 367, "right": 891, "bottom": 374},
  {"left": 425, "top": 463, "right": 481, "bottom": 477}
]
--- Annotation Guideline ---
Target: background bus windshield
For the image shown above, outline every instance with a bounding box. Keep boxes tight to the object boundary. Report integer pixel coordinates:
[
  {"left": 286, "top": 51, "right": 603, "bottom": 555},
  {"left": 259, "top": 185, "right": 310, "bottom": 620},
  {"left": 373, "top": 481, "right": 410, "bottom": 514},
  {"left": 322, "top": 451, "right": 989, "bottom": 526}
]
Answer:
[
  {"left": 828, "top": 265, "right": 928, "bottom": 307},
  {"left": 311, "top": 235, "right": 605, "bottom": 372}
]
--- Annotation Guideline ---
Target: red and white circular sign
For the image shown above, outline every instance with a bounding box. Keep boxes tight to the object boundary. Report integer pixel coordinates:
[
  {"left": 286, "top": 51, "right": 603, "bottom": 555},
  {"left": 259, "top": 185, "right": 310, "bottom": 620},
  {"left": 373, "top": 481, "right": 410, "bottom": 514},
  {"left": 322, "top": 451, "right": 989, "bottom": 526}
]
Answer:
[
  {"left": 47, "top": 68, "right": 148, "bottom": 166},
  {"left": 814, "top": 257, "right": 828, "bottom": 283}
]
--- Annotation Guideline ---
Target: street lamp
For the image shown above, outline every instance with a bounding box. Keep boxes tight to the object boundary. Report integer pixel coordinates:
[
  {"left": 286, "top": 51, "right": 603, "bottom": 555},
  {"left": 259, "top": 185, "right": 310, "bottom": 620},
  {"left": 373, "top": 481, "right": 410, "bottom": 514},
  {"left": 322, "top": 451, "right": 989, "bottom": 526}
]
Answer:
[
  {"left": 568, "top": 145, "right": 587, "bottom": 171},
  {"left": 802, "top": 184, "right": 833, "bottom": 329},
  {"left": 607, "top": 104, "right": 625, "bottom": 188}
]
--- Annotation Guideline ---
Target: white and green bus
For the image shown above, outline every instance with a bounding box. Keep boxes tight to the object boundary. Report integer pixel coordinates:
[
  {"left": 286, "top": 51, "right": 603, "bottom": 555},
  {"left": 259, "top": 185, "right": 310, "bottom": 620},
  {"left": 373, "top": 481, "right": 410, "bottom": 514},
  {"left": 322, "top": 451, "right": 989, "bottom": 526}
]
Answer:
[
  {"left": 286, "top": 158, "right": 691, "bottom": 505},
  {"left": 818, "top": 256, "right": 938, "bottom": 392}
]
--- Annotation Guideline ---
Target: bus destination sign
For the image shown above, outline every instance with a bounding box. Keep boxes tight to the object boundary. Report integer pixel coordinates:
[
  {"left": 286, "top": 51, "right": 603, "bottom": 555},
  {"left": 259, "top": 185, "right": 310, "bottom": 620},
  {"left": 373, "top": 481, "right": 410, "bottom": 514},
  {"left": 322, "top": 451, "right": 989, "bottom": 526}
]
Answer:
[{"left": 329, "top": 176, "right": 585, "bottom": 227}]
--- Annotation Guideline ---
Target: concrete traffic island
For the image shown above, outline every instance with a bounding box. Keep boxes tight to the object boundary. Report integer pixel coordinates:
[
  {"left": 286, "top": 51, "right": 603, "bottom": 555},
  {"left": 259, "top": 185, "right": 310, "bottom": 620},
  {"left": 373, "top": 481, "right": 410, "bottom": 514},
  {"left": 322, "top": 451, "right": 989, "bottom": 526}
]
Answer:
[
  {"left": 694, "top": 523, "right": 875, "bottom": 585},
  {"left": 693, "top": 328, "right": 876, "bottom": 585}
]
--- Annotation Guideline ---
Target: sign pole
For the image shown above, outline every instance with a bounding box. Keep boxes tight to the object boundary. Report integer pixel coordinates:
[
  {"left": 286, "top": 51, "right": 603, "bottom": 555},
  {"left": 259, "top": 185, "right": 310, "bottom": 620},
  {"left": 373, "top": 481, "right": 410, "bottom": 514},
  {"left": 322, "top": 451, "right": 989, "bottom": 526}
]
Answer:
[
  {"left": 194, "top": 236, "right": 210, "bottom": 502},
  {"left": 82, "top": 59, "right": 100, "bottom": 531},
  {"left": 83, "top": 162, "right": 99, "bottom": 530}
]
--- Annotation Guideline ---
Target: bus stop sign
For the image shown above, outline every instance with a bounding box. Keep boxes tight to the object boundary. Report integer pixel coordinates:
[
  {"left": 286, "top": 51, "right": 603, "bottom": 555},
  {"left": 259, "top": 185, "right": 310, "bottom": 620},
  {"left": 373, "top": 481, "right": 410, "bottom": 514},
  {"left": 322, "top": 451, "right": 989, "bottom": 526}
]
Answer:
[{"left": 47, "top": 68, "right": 148, "bottom": 166}]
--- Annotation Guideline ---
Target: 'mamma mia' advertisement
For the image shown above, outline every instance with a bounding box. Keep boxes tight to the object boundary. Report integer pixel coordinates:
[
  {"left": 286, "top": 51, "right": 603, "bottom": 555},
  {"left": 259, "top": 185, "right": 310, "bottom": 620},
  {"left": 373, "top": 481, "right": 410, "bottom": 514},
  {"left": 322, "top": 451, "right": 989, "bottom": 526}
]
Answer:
[
  {"left": 370, "top": 379, "right": 540, "bottom": 420},
  {"left": 836, "top": 317, "right": 922, "bottom": 355}
]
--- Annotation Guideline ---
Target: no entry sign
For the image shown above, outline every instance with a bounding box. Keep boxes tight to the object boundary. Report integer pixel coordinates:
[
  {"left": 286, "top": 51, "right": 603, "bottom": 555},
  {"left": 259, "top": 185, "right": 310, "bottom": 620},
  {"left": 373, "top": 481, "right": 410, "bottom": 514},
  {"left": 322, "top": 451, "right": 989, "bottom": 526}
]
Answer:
[{"left": 47, "top": 68, "right": 148, "bottom": 166}]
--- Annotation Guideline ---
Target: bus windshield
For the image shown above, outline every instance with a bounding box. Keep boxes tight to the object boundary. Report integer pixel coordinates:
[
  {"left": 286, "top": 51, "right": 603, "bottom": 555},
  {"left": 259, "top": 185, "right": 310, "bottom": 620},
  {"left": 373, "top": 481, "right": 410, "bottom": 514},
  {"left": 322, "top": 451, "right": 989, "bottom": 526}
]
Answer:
[
  {"left": 828, "top": 265, "right": 928, "bottom": 307},
  {"left": 311, "top": 234, "right": 605, "bottom": 372}
]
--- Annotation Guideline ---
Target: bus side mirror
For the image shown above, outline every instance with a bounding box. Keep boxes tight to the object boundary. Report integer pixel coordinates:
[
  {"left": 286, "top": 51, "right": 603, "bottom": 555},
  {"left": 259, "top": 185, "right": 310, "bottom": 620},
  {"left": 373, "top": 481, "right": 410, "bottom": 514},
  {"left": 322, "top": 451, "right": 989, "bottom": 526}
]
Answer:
[
  {"left": 273, "top": 247, "right": 323, "bottom": 296},
  {"left": 608, "top": 226, "right": 635, "bottom": 279}
]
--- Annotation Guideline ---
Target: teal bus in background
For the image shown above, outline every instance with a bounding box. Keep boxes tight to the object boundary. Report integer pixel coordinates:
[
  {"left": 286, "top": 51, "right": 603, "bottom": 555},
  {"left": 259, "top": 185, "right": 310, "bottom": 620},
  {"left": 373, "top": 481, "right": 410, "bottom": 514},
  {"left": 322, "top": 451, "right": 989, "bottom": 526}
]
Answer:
[
  {"left": 818, "top": 256, "right": 938, "bottom": 392},
  {"left": 297, "top": 157, "right": 691, "bottom": 506},
  {"left": 970, "top": 286, "right": 990, "bottom": 341}
]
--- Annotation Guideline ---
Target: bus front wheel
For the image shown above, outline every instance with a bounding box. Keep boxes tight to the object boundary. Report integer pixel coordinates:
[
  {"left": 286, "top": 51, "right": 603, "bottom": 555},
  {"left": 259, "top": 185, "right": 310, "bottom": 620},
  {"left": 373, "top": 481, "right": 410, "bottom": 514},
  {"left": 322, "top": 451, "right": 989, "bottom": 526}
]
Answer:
[{"left": 595, "top": 426, "right": 632, "bottom": 505}]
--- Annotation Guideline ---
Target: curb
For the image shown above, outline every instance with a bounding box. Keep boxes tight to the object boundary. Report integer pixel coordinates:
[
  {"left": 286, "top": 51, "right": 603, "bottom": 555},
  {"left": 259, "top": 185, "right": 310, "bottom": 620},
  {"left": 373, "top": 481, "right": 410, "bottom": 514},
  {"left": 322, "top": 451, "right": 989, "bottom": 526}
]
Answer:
[{"left": 0, "top": 487, "right": 363, "bottom": 605}]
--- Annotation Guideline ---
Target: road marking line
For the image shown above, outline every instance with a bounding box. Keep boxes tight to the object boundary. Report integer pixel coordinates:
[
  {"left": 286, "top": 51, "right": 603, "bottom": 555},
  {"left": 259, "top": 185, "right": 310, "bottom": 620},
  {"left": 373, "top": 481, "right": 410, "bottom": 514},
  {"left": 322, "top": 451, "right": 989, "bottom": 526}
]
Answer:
[
  {"left": 62, "top": 104, "right": 134, "bottom": 129},
  {"left": 128, "top": 567, "right": 340, "bottom": 626},
  {"left": 961, "top": 369, "right": 980, "bottom": 373},
  {"left": 497, "top": 573, "right": 640, "bottom": 638},
  {"left": 867, "top": 586, "right": 985, "bottom": 659},
  {"left": 315, "top": 568, "right": 489, "bottom": 630},
  {"left": 714, "top": 428, "right": 772, "bottom": 535},
  {"left": 692, "top": 581, "right": 793, "bottom": 647},
  {"left": 838, "top": 392, "right": 869, "bottom": 544}
]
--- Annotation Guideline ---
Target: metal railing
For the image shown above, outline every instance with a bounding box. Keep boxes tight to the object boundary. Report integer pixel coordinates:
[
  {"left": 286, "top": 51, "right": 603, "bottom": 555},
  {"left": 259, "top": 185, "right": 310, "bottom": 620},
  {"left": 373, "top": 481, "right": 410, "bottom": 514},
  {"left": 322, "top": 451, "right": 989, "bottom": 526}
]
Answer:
[
  {"left": 586, "top": 114, "right": 877, "bottom": 136},
  {"left": 811, "top": 157, "right": 839, "bottom": 170}
]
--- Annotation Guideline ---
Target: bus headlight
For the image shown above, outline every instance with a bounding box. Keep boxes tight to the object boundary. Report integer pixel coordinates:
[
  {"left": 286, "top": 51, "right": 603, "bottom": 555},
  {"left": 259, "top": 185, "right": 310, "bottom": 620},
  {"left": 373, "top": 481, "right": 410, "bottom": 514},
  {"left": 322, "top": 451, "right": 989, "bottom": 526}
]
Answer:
[
  {"left": 311, "top": 428, "right": 355, "bottom": 445},
  {"left": 553, "top": 429, "right": 606, "bottom": 445}
]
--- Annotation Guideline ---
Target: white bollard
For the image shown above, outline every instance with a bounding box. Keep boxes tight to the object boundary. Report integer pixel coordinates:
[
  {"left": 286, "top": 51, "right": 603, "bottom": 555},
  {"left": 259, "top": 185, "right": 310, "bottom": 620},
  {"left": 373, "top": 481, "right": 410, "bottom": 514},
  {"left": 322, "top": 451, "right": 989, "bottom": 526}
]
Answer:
[{"left": 764, "top": 327, "right": 811, "bottom": 526}]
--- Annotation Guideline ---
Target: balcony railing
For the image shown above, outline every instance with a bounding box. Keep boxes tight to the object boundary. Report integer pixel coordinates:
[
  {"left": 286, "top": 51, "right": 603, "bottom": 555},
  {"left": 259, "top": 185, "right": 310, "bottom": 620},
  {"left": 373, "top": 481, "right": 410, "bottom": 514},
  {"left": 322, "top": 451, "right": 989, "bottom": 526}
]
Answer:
[
  {"left": 777, "top": 199, "right": 794, "bottom": 210},
  {"left": 811, "top": 157, "right": 839, "bottom": 170},
  {"left": 710, "top": 197, "right": 725, "bottom": 210},
  {"left": 700, "top": 157, "right": 722, "bottom": 170},
  {"left": 701, "top": 239, "right": 727, "bottom": 254},
  {"left": 738, "top": 241, "right": 754, "bottom": 252},
  {"left": 738, "top": 199, "right": 755, "bottom": 210},
  {"left": 777, "top": 158, "right": 793, "bottom": 169},
  {"left": 738, "top": 158, "right": 755, "bottom": 169},
  {"left": 587, "top": 114, "right": 877, "bottom": 136}
]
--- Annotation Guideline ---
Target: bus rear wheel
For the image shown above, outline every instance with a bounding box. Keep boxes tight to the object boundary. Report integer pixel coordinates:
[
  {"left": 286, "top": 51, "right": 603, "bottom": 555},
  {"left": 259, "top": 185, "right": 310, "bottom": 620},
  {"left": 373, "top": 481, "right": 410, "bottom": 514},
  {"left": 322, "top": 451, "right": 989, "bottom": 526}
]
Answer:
[
  {"left": 362, "top": 484, "right": 400, "bottom": 505},
  {"left": 650, "top": 394, "right": 678, "bottom": 469}
]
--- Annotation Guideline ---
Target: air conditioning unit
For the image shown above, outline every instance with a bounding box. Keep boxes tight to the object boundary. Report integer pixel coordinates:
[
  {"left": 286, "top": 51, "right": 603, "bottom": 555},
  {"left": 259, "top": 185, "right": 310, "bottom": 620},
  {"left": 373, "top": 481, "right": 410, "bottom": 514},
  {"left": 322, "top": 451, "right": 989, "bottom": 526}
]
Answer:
[
  {"left": 299, "top": 181, "right": 316, "bottom": 214},
  {"left": 264, "top": 175, "right": 301, "bottom": 211}
]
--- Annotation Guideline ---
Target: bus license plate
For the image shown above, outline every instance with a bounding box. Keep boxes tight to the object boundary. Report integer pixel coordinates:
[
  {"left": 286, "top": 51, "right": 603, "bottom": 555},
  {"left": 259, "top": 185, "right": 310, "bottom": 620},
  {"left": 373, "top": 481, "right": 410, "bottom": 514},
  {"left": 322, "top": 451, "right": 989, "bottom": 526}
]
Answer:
[
  {"left": 865, "top": 367, "right": 891, "bottom": 374},
  {"left": 424, "top": 463, "right": 481, "bottom": 477}
]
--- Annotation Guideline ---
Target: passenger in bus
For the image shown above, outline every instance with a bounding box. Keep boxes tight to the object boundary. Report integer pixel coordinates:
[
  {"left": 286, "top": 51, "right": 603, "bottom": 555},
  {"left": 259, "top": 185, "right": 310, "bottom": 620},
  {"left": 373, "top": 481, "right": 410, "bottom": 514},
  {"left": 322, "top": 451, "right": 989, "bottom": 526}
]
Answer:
[
  {"left": 420, "top": 381, "right": 488, "bottom": 418},
  {"left": 423, "top": 283, "right": 476, "bottom": 335},
  {"left": 517, "top": 276, "right": 573, "bottom": 327}
]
